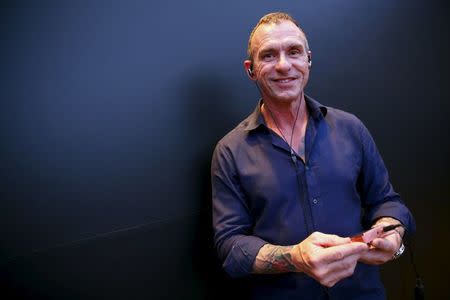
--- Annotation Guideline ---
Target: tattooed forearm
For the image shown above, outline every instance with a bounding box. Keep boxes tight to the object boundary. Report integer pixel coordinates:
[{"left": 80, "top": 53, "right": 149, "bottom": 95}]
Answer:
[{"left": 253, "top": 244, "right": 298, "bottom": 274}]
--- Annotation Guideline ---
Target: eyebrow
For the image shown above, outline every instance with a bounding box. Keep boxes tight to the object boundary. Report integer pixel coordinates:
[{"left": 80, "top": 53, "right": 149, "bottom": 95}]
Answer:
[
  {"left": 258, "top": 48, "right": 276, "bottom": 57},
  {"left": 286, "top": 42, "right": 305, "bottom": 50},
  {"left": 258, "top": 42, "right": 306, "bottom": 55}
]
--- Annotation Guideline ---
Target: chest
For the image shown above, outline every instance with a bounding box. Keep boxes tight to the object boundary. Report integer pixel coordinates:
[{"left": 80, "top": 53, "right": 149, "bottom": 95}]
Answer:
[{"left": 237, "top": 126, "right": 362, "bottom": 216}]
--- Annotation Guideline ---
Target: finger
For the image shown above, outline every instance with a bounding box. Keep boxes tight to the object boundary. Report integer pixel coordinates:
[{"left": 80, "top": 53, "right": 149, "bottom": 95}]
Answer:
[
  {"left": 324, "top": 252, "right": 361, "bottom": 274},
  {"left": 310, "top": 232, "right": 351, "bottom": 247},
  {"left": 321, "top": 242, "right": 368, "bottom": 264},
  {"left": 371, "top": 237, "right": 396, "bottom": 252},
  {"left": 370, "top": 238, "right": 386, "bottom": 249},
  {"left": 359, "top": 248, "right": 390, "bottom": 265},
  {"left": 380, "top": 230, "right": 397, "bottom": 238},
  {"left": 318, "top": 253, "right": 360, "bottom": 287},
  {"left": 380, "top": 229, "right": 402, "bottom": 246}
]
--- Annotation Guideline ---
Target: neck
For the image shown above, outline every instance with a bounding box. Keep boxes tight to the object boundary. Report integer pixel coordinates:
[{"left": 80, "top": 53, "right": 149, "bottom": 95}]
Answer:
[{"left": 262, "top": 95, "right": 306, "bottom": 129}]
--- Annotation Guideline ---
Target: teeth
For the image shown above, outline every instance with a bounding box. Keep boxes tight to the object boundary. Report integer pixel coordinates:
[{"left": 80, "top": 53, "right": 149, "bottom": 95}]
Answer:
[{"left": 278, "top": 79, "right": 291, "bottom": 83}]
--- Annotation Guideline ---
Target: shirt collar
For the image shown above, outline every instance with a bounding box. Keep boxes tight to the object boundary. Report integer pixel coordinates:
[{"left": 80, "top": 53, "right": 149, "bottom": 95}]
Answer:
[{"left": 243, "top": 94, "right": 328, "bottom": 132}]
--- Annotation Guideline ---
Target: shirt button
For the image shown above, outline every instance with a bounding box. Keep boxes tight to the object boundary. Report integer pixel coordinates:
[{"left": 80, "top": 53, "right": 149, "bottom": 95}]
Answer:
[
  {"left": 312, "top": 198, "right": 318, "bottom": 204},
  {"left": 305, "top": 165, "right": 309, "bottom": 170}
]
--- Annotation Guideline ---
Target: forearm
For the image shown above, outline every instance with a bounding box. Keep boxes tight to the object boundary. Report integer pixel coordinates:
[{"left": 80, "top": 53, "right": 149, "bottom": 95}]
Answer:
[
  {"left": 252, "top": 243, "right": 298, "bottom": 274},
  {"left": 252, "top": 233, "right": 369, "bottom": 288}
]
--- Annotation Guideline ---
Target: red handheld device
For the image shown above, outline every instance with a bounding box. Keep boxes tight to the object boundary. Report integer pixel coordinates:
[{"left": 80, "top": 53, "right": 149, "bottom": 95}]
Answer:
[{"left": 350, "top": 224, "right": 402, "bottom": 244}]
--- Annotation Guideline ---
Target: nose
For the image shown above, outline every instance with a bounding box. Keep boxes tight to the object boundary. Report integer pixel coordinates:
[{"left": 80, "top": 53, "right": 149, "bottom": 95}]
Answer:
[{"left": 276, "top": 53, "right": 291, "bottom": 73}]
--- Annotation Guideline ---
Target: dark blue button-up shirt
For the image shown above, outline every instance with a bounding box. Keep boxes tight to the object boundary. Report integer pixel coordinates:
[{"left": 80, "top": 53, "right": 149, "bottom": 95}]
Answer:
[{"left": 211, "top": 95, "right": 415, "bottom": 299}]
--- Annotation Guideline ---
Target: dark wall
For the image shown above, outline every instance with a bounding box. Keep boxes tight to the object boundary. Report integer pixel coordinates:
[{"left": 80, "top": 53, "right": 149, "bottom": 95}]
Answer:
[{"left": 1, "top": 1, "right": 448, "bottom": 299}]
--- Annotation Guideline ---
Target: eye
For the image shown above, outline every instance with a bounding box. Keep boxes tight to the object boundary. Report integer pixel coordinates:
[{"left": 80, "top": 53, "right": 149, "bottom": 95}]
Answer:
[
  {"left": 262, "top": 53, "right": 275, "bottom": 61},
  {"left": 289, "top": 49, "right": 302, "bottom": 56}
]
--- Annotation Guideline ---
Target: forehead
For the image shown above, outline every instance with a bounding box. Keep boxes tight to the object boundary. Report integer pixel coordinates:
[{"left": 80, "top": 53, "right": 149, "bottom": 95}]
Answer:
[{"left": 252, "top": 21, "right": 307, "bottom": 52}]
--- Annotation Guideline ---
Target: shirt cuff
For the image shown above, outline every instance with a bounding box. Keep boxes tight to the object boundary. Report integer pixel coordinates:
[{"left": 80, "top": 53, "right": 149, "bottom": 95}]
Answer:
[
  {"left": 222, "top": 235, "right": 267, "bottom": 278},
  {"left": 367, "top": 201, "right": 416, "bottom": 235}
]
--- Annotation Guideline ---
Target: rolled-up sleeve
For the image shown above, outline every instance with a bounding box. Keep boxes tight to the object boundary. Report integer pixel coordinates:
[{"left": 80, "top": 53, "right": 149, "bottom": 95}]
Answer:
[
  {"left": 357, "top": 121, "right": 416, "bottom": 234},
  {"left": 211, "top": 141, "right": 267, "bottom": 278}
]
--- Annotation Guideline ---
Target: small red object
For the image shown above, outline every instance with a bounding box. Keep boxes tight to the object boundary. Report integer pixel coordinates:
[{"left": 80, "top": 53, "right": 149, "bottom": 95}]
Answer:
[{"left": 350, "top": 226, "right": 384, "bottom": 243}]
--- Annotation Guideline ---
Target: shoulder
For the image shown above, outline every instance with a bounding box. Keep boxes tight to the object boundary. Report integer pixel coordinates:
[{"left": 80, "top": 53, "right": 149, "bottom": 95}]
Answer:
[
  {"left": 321, "top": 105, "right": 369, "bottom": 138},
  {"left": 321, "top": 105, "right": 379, "bottom": 152},
  {"left": 324, "top": 106, "right": 364, "bottom": 128},
  {"left": 213, "top": 115, "right": 255, "bottom": 159},
  {"left": 306, "top": 95, "right": 365, "bottom": 130},
  {"left": 309, "top": 99, "right": 374, "bottom": 147}
]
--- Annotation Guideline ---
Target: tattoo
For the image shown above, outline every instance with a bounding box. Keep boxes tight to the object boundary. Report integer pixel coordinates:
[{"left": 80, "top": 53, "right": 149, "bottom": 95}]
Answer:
[{"left": 253, "top": 244, "right": 297, "bottom": 274}]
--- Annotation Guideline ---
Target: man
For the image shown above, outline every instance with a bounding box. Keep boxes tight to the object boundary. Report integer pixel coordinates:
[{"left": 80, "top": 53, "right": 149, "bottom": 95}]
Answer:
[{"left": 211, "top": 12, "right": 415, "bottom": 299}]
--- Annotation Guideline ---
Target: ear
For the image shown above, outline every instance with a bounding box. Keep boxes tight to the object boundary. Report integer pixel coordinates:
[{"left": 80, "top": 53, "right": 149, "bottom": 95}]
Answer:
[
  {"left": 307, "top": 50, "right": 312, "bottom": 68},
  {"left": 244, "top": 60, "right": 255, "bottom": 80}
]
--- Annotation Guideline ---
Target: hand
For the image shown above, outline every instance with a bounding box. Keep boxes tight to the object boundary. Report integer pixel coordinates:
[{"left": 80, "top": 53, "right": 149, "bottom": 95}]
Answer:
[
  {"left": 291, "top": 232, "right": 368, "bottom": 287},
  {"left": 358, "top": 218, "right": 403, "bottom": 265}
]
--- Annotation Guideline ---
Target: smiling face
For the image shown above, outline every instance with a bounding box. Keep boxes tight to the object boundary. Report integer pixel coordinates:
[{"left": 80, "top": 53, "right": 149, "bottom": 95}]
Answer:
[{"left": 245, "top": 21, "right": 311, "bottom": 105}]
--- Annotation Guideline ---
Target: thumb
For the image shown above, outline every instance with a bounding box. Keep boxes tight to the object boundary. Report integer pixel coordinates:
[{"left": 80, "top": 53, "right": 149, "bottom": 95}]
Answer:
[{"left": 310, "top": 232, "right": 351, "bottom": 247}]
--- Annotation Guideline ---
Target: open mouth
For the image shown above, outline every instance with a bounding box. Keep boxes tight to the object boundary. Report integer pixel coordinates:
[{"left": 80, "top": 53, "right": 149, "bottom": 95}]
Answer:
[{"left": 273, "top": 77, "right": 296, "bottom": 84}]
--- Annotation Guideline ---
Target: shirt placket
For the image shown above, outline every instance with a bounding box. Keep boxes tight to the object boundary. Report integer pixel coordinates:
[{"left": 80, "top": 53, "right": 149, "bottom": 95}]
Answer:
[{"left": 296, "top": 116, "right": 319, "bottom": 235}]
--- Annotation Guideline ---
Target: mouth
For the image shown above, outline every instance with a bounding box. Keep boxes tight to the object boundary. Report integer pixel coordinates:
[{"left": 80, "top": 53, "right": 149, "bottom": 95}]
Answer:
[{"left": 272, "top": 77, "right": 297, "bottom": 83}]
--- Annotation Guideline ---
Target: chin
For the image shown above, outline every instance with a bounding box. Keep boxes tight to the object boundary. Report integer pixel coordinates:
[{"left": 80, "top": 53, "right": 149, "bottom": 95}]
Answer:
[{"left": 273, "top": 92, "right": 301, "bottom": 103}]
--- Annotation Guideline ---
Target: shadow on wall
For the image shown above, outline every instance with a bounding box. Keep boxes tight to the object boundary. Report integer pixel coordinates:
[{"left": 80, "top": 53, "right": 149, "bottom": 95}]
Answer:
[
  {"left": 0, "top": 70, "right": 252, "bottom": 300},
  {"left": 180, "top": 70, "right": 253, "bottom": 299}
]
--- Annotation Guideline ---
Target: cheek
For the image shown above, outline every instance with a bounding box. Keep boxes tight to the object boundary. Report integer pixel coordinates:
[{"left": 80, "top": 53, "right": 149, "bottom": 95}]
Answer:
[
  {"left": 255, "top": 62, "right": 275, "bottom": 76},
  {"left": 255, "top": 68, "right": 268, "bottom": 79},
  {"left": 297, "top": 65, "right": 310, "bottom": 84},
  {"left": 303, "top": 72, "right": 310, "bottom": 82},
  {"left": 294, "top": 61, "right": 310, "bottom": 72}
]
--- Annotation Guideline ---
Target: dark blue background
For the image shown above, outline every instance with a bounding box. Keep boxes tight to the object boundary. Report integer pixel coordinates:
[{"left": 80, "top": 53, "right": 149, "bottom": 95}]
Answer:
[{"left": 1, "top": 1, "right": 449, "bottom": 299}]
